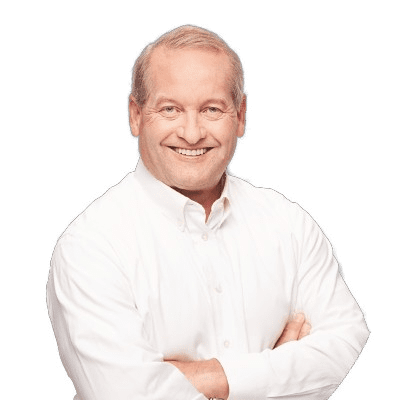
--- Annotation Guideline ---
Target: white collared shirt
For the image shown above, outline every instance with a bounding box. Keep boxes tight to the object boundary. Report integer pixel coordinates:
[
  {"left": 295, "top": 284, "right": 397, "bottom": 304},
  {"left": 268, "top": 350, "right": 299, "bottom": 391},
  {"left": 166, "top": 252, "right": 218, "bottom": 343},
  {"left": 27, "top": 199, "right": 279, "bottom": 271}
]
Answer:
[{"left": 47, "top": 159, "right": 369, "bottom": 400}]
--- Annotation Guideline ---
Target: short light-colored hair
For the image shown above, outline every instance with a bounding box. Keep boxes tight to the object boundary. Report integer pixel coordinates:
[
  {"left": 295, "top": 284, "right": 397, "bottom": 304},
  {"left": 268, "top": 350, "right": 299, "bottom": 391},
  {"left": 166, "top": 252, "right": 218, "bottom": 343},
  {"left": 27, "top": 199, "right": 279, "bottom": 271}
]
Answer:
[{"left": 131, "top": 25, "right": 244, "bottom": 110}]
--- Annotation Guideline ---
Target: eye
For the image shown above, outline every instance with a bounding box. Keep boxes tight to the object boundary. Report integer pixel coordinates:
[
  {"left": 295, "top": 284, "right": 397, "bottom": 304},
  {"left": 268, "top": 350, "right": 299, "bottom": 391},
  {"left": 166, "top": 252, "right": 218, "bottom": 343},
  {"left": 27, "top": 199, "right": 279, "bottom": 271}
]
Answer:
[
  {"left": 203, "top": 106, "right": 223, "bottom": 119},
  {"left": 159, "top": 106, "right": 180, "bottom": 118}
]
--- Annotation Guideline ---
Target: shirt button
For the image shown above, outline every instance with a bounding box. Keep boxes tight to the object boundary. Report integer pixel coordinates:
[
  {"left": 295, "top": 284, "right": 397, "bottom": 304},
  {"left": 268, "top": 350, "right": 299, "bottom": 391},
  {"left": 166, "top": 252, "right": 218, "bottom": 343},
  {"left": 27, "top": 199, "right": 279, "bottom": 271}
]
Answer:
[
  {"left": 224, "top": 340, "right": 230, "bottom": 348},
  {"left": 215, "top": 284, "right": 223, "bottom": 293},
  {"left": 202, "top": 233, "right": 208, "bottom": 241}
]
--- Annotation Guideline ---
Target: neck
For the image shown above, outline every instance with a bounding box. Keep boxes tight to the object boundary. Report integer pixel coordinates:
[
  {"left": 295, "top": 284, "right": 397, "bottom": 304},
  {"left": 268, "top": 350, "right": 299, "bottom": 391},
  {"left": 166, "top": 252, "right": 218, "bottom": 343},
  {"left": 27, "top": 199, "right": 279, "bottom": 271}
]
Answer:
[{"left": 173, "top": 174, "right": 225, "bottom": 221}]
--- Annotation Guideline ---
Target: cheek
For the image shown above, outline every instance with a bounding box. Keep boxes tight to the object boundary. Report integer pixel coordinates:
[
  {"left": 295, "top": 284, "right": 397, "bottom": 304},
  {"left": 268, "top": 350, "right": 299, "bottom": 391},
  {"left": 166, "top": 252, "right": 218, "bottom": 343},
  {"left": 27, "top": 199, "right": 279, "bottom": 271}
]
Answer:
[
  {"left": 217, "top": 122, "right": 239, "bottom": 148},
  {"left": 140, "top": 124, "right": 170, "bottom": 148},
  {"left": 211, "top": 116, "right": 238, "bottom": 136},
  {"left": 143, "top": 111, "right": 161, "bottom": 127},
  {"left": 143, "top": 116, "right": 178, "bottom": 138}
]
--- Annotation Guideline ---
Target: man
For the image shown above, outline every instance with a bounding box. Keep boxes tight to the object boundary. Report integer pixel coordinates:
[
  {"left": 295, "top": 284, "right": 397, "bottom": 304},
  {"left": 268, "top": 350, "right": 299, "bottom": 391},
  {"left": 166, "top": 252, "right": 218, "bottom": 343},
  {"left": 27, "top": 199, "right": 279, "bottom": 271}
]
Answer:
[{"left": 47, "top": 25, "right": 369, "bottom": 400}]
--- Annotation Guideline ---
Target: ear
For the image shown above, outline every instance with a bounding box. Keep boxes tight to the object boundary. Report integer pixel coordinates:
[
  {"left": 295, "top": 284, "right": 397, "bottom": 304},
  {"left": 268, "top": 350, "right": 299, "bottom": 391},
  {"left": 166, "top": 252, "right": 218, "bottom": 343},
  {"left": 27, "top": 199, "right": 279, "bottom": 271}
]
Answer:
[
  {"left": 236, "top": 94, "right": 247, "bottom": 138},
  {"left": 129, "top": 94, "right": 142, "bottom": 137}
]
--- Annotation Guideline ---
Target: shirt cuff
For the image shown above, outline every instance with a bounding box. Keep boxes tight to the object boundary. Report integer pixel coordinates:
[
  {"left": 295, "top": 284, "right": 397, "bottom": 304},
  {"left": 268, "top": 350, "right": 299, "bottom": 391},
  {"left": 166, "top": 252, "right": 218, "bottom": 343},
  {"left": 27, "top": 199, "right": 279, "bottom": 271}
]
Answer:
[{"left": 217, "top": 352, "right": 269, "bottom": 400}]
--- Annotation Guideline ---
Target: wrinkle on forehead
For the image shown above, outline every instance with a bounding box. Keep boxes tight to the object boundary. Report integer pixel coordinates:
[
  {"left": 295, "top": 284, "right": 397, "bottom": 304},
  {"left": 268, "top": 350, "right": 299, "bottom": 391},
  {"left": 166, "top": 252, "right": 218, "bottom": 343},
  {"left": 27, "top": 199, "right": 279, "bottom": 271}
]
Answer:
[{"left": 146, "top": 47, "right": 233, "bottom": 107}]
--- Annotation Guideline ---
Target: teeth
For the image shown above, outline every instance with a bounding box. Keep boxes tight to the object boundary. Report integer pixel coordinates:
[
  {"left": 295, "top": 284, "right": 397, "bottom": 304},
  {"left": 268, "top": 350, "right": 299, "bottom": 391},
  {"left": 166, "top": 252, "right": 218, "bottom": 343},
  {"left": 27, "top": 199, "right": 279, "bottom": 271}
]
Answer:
[{"left": 174, "top": 148, "right": 208, "bottom": 156}]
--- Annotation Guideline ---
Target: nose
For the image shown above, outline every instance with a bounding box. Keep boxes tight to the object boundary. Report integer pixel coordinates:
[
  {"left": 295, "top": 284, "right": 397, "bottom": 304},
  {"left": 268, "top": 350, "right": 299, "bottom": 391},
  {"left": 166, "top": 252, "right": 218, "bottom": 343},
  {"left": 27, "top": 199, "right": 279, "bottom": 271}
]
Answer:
[{"left": 177, "top": 110, "right": 206, "bottom": 144}]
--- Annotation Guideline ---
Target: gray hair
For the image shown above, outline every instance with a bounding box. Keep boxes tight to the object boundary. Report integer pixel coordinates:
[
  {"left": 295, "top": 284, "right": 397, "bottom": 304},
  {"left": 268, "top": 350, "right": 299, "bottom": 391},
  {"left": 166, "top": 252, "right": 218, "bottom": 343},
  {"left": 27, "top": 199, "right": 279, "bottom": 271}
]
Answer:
[{"left": 131, "top": 25, "right": 244, "bottom": 110}]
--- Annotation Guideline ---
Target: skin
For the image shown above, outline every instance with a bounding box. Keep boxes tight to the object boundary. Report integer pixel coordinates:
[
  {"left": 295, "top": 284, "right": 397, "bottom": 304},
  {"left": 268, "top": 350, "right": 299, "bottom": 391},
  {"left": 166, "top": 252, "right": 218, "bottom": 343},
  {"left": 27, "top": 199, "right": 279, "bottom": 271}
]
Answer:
[
  {"left": 165, "top": 314, "right": 310, "bottom": 399},
  {"left": 129, "top": 47, "right": 246, "bottom": 220},
  {"left": 273, "top": 313, "right": 311, "bottom": 349},
  {"left": 129, "top": 47, "right": 311, "bottom": 399}
]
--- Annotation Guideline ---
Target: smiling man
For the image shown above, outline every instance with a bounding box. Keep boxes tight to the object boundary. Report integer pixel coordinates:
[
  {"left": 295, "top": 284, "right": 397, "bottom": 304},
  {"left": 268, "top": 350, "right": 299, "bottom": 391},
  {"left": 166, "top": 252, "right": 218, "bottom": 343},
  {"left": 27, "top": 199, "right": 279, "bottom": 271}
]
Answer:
[
  {"left": 129, "top": 45, "right": 245, "bottom": 220},
  {"left": 47, "top": 26, "right": 369, "bottom": 400}
]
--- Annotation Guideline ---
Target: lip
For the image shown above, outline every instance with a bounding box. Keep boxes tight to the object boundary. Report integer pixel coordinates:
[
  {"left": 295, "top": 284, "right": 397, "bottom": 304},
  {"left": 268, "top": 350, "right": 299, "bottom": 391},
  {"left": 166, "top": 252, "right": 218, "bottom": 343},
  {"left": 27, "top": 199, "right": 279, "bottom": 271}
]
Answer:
[
  {"left": 167, "top": 146, "right": 213, "bottom": 159},
  {"left": 167, "top": 146, "right": 213, "bottom": 158}
]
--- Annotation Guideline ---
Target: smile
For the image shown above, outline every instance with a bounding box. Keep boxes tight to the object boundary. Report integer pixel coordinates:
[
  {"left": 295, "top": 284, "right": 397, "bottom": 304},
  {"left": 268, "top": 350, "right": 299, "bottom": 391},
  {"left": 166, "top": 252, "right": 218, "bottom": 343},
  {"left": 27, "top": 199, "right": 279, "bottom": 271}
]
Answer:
[{"left": 172, "top": 147, "right": 209, "bottom": 156}]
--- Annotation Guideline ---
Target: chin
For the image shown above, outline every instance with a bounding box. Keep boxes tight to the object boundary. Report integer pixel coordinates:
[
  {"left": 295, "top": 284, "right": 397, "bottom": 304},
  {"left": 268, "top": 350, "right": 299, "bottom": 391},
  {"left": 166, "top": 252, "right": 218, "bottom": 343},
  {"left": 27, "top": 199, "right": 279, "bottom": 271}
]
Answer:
[
  {"left": 174, "top": 177, "right": 220, "bottom": 192},
  {"left": 165, "top": 165, "right": 223, "bottom": 191}
]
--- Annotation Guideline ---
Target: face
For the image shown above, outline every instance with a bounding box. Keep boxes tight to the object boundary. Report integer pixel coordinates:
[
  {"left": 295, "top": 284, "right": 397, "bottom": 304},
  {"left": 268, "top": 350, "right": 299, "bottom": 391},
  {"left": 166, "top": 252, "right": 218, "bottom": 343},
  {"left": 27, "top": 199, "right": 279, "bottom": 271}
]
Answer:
[{"left": 129, "top": 47, "right": 246, "bottom": 192}]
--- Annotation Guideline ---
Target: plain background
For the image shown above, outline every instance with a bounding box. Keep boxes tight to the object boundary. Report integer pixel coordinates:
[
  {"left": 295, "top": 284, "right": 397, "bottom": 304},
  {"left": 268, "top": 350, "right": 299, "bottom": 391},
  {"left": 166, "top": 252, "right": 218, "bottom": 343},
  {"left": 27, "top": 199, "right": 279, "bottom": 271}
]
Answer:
[{"left": 1, "top": 1, "right": 399, "bottom": 398}]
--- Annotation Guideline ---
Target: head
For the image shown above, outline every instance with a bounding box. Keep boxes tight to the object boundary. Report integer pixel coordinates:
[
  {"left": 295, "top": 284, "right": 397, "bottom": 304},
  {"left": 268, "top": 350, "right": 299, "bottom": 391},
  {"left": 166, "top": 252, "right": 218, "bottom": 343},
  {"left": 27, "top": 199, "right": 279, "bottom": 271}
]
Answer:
[
  {"left": 132, "top": 25, "right": 244, "bottom": 111},
  {"left": 129, "top": 25, "right": 246, "bottom": 193}
]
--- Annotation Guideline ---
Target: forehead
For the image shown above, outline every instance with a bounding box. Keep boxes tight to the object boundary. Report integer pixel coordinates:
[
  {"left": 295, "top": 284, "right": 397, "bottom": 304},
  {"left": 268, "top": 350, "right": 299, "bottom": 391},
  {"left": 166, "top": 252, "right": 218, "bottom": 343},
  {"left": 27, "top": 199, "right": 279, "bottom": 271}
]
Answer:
[
  {"left": 149, "top": 46, "right": 231, "bottom": 77},
  {"left": 146, "top": 47, "right": 232, "bottom": 101}
]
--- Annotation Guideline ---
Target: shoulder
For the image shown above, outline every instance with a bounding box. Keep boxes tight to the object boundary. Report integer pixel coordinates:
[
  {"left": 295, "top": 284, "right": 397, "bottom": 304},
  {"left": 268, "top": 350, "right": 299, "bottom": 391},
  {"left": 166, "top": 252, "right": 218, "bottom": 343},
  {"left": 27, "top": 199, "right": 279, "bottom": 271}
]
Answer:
[
  {"left": 57, "top": 171, "right": 141, "bottom": 246},
  {"left": 51, "top": 171, "right": 144, "bottom": 276},
  {"left": 228, "top": 174, "right": 296, "bottom": 215},
  {"left": 227, "top": 174, "right": 317, "bottom": 232},
  {"left": 227, "top": 175, "right": 330, "bottom": 265}
]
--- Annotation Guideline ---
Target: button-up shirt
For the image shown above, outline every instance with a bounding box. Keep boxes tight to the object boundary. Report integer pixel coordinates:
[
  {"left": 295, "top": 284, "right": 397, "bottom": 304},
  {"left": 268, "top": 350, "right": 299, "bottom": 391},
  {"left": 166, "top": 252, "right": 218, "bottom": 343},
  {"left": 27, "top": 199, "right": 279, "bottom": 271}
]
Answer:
[{"left": 47, "top": 159, "right": 369, "bottom": 400}]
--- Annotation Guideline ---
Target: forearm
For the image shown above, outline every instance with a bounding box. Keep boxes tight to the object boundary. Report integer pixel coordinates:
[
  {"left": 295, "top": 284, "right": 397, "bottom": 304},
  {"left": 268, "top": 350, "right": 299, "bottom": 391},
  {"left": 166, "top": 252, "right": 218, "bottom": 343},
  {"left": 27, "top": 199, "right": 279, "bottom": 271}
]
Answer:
[
  {"left": 217, "top": 323, "right": 368, "bottom": 400},
  {"left": 165, "top": 358, "right": 229, "bottom": 400},
  {"left": 48, "top": 234, "right": 208, "bottom": 400}
]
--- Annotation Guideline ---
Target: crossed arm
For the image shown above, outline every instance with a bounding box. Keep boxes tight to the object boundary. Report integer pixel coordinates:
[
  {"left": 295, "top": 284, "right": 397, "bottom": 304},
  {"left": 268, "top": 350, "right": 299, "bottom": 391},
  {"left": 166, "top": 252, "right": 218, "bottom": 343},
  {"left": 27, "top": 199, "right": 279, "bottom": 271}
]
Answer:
[
  {"left": 48, "top": 203, "right": 369, "bottom": 399},
  {"left": 165, "top": 314, "right": 311, "bottom": 400}
]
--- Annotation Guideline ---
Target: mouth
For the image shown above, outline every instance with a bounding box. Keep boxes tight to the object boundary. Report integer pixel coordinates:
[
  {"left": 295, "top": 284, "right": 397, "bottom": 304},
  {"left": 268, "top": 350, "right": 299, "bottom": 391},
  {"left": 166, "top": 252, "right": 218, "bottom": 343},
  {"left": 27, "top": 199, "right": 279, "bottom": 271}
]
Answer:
[{"left": 169, "top": 147, "right": 212, "bottom": 157}]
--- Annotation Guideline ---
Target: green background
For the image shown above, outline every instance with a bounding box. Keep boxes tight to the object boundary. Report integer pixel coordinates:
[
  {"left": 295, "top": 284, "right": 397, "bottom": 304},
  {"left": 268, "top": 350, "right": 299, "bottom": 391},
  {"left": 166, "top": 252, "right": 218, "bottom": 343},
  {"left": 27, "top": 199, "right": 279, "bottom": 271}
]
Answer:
[{"left": 0, "top": 0, "right": 394, "bottom": 400}]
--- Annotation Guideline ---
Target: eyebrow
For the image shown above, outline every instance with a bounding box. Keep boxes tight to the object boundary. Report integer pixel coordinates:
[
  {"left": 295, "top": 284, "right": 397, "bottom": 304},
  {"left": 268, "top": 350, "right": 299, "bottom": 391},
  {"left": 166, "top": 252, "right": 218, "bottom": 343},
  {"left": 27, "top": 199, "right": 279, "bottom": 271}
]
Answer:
[
  {"left": 201, "top": 98, "right": 229, "bottom": 109},
  {"left": 154, "top": 97, "right": 181, "bottom": 109},
  {"left": 154, "top": 97, "right": 230, "bottom": 109}
]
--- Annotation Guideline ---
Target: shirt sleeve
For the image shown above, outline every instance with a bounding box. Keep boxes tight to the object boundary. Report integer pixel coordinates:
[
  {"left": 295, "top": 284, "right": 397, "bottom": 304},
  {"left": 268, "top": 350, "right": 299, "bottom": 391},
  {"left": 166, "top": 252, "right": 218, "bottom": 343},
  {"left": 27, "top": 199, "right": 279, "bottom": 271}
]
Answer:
[
  {"left": 217, "top": 201, "right": 370, "bottom": 400},
  {"left": 46, "top": 228, "right": 207, "bottom": 400}
]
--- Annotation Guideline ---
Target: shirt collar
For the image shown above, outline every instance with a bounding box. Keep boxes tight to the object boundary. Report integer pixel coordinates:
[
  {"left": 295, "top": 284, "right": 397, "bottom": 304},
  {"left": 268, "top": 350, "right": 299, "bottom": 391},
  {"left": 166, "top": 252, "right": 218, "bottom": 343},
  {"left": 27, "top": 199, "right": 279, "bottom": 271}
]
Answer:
[{"left": 134, "top": 158, "right": 231, "bottom": 231}]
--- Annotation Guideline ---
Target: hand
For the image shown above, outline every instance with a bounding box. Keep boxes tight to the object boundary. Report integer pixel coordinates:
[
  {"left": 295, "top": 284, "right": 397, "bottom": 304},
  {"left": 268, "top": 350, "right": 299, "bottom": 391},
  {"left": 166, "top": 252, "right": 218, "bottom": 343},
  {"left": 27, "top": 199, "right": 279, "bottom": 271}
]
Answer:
[
  {"left": 274, "top": 313, "right": 311, "bottom": 349},
  {"left": 165, "top": 358, "right": 229, "bottom": 400}
]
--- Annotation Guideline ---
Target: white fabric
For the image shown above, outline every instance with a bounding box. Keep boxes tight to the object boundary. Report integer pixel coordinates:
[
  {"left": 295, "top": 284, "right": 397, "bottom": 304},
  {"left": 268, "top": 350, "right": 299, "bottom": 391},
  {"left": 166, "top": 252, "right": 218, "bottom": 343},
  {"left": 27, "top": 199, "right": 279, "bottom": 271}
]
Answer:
[{"left": 47, "top": 159, "right": 369, "bottom": 400}]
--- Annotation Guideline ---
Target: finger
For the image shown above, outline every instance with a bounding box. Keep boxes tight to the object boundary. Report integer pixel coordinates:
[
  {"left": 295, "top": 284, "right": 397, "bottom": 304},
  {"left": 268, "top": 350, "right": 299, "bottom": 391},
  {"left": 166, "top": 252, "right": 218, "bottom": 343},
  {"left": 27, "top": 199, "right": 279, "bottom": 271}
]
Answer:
[
  {"left": 288, "top": 313, "right": 305, "bottom": 339},
  {"left": 298, "top": 321, "right": 311, "bottom": 340},
  {"left": 274, "top": 314, "right": 305, "bottom": 348}
]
